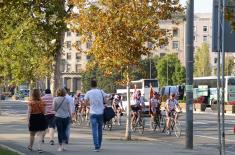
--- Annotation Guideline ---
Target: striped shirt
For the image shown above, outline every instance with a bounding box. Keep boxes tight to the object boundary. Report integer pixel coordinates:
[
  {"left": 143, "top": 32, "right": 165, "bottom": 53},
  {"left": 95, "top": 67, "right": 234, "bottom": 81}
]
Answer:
[{"left": 42, "top": 94, "right": 55, "bottom": 115}]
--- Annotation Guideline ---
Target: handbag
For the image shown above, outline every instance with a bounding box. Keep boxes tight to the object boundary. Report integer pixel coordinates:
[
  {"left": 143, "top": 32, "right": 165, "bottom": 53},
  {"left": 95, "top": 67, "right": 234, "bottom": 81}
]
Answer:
[{"left": 103, "top": 106, "right": 115, "bottom": 123}]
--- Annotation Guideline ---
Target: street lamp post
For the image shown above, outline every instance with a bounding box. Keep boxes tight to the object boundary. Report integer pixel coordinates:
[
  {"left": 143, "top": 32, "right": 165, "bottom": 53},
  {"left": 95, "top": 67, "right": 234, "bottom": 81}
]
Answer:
[{"left": 185, "top": 0, "right": 194, "bottom": 149}]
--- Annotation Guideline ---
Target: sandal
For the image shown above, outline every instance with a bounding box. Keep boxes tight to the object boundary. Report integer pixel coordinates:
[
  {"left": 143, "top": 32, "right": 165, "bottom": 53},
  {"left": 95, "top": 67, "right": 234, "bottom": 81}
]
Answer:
[{"left": 27, "top": 146, "right": 33, "bottom": 151}]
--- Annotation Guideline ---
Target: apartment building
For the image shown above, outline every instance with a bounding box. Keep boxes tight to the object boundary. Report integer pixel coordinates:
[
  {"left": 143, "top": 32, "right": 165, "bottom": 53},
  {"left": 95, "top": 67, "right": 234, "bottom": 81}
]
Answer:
[
  {"left": 151, "top": 20, "right": 185, "bottom": 64},
  {"left": 60, "top": 31, "right": 90, "bottom": 93}
]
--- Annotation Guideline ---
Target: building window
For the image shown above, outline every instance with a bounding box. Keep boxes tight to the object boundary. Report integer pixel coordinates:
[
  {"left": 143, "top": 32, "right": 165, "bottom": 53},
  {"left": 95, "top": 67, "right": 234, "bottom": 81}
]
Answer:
[
  {"left": 66, "top": 41, "right": 71, "bottom": 49},
  {"left": 67, "top": 53, "right": 72, "bottom": 60},
  {"left": 76, "top": 64, "right": 82, "bottom": 73},
  {"left": 76, "top": 53, "right": 82, "bottom": 62},
  {"left": 173, "top": 28, "right": 179, "bottom": 37},
  {"left": 67, "top": 31, "right": 71, "bottom": 37},
  {"left": 76, "top": 41, "right": 81, "bottom": 47},
  {"left": 86, "top": 55, "right": 91, "bottom": 60},
  {"left": 172, "top": 41, "right": 179, "bottom": 49},
  {"left": 86, "top": 41, "right": 92, "bottom": 49},
  {"left": 60, "top": 59, "right": 66, "bottom": 72},
  {"left": 214, "top": 58, "right": 217, "bottom": 63},
  {"left": 67, "top": 64, "right": 71, "bottom": 72},
  {"left": 160, "top": 53, "right": 166, "bottom": 57},
  {"left": 147, "top": 42, "right": 153, "bottom": 49},
  {"left": 203, "top": 35, "right": 208, "bottom": 42},
  {"left": 203, "top": 26, "right": 208, "bottom": 32}
]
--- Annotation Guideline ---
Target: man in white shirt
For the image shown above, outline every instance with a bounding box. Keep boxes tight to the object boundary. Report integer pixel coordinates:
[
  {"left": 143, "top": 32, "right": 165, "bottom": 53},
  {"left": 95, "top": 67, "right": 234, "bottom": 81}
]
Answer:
[{"left": 84, "top": 79, "right": 108, "bottom": 152}]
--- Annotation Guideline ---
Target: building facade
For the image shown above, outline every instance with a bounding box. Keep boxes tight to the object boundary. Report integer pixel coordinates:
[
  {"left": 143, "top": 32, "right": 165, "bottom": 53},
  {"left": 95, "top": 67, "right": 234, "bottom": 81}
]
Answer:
[
  {"left": 60, "top": 31, "right": 90, "bottom": 93},
  {"left": 151, "top": 20, "right": 185, "bottom": 64}
]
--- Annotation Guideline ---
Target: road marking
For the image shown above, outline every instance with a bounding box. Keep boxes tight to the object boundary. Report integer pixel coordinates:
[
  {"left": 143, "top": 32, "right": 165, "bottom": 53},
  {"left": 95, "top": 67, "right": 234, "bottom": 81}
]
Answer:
[{"left": 195, "top": 134, "right": 235, "bottom": 142}]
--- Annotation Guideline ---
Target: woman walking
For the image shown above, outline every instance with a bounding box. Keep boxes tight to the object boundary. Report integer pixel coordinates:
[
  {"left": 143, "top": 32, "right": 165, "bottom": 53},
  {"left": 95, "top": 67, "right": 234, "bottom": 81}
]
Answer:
[
  {"left": 53, "top": 88, "right": 72, "bottom": 152},
  {"left": 27, "top": 89, "right": 47, "bottom": 153}
]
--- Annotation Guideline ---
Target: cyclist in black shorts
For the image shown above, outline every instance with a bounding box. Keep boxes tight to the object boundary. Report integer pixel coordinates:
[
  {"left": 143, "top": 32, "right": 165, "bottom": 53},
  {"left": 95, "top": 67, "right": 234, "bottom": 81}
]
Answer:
[{"left": 131, "top": 90, "right": 145, "bottom": 123}]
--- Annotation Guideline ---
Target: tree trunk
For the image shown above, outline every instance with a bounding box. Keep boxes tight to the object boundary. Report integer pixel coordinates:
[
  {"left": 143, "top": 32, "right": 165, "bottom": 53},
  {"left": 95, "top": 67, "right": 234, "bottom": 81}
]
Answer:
[
  {"left": 125, "top": 73, "right": 131, "bottom": 140},
  {"left": 51, "top": 31, "right": 65, "bottom": 96}
]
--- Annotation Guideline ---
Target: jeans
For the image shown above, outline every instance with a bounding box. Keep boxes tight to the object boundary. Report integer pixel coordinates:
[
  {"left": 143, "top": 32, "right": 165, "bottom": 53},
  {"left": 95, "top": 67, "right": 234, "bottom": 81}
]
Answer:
[
  {"left": 90, "top": 114, "right": 103, "bottom": 149},
  {"left": 55, "top": 117, "right": 69, "bottom": 145},
  {"left": 66, "top": 121, "right": 71, "bottom": 143}
]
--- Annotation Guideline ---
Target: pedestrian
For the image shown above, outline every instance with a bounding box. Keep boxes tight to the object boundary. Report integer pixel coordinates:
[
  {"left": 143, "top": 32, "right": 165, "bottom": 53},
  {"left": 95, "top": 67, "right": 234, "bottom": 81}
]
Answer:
[
  {"left": 41, "top": 89, "right": 55, "bottom": 145},
  {"left": 84, "top": 79, "right": 109, "bottom": 152},
  {"left": 27, "top": 89, "right": 47, "bottom": 153},
  {"left": 53, "top": 88, "right": 72, "bottom": 152},
  {"left": 64, "top": 87, "right": 75, "bottom": 144}
]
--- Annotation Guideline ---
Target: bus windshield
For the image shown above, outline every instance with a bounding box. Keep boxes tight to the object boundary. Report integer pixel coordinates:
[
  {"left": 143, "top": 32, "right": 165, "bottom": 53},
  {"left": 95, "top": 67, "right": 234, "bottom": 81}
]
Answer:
[{"left": 228, "top": 78, "right": 235, "bottom": 85}]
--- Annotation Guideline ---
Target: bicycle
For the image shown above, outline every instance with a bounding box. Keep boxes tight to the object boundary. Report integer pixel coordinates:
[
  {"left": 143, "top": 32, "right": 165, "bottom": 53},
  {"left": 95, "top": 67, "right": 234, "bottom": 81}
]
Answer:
[
  {"left": 150, "top": 112, "right": 161, "bottom": 132},
  {"left": 131, "top": 111, "right": 145, "bottom": 134},
  {"left": 163, "top": 111, "right": 182, "bottom": 138},
  {"left": 103, "top": 119, "right": 113, "bottom": 131}
]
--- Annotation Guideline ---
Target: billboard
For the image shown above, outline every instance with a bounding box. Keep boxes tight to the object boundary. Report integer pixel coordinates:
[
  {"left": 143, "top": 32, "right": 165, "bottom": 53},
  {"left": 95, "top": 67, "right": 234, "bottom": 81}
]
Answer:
[{"left": 212, "top": 0, "right": 235, "bottom": 52}]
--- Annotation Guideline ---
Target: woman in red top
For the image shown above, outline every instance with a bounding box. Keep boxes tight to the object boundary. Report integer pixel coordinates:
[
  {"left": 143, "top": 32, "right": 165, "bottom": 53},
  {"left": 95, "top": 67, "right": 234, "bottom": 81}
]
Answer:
[{"left": 27, "top": 89, "right": 47, "bottom": 153}]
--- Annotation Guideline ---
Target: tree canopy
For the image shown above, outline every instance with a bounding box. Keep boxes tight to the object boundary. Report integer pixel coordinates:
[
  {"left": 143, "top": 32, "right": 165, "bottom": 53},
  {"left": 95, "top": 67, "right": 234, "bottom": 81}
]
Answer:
[
  {"left": 0, "top": 0, "right": 67, "bottom": 91},
  {"left": 225, "top": 0, "right": 235, "bottom": 30},
  {"left": 156, "top": 54, "right": 185, "bottom": 87},
  {"left": 68, "top": 0, "right": 183, "bottom": 81},
  {"left": 194, "top": 43, "right": 211, "bottom": 77}
]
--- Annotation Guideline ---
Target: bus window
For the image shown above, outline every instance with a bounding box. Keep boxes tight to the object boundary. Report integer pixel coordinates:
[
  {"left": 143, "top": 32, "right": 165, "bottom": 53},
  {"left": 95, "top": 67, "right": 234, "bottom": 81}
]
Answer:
[
  {"left": 130, "top": 83, "right": 142, "bottom": 89},
  {"left": 144, "top": 80, "right": 158, "bottom": 88},
  {"left": 228, "top": 78, "right": 235, "bottom": 85}
]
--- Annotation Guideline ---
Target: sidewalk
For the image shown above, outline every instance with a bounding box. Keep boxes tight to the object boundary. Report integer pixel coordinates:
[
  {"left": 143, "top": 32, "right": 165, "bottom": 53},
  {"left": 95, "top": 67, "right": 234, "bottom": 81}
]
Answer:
[{"left": 0, "top": 114, "right": 233, "bottom": 155}]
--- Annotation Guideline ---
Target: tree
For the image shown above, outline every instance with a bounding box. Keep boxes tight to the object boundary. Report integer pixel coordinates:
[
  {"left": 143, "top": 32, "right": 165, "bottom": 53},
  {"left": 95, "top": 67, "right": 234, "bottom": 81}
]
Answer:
[
  {"left": 225, "top": 0, "right": 235, "bottom": 30},
  {"left": 0, "top": 0, "right": 70, "bottom": 95},
  {"left": 68, "top": 0, "right": 183, "bottom": 140},
  {"left": 80, "top": 64, "right": 122, "bottom": 93},
  {"left": 194, "top": 43, "right": 212, "bottom": 77},
  {"left": 156, "top": 54, "right": 185, "bottom": 87}
]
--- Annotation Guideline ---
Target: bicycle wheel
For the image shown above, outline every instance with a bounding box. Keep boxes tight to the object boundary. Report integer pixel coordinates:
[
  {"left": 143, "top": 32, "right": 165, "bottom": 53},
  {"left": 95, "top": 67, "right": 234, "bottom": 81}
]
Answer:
[
  {"left": 174, "top": 120, "right": 181, "bottom": 138},
  {"left": 108, "top": 120, "right": 113, "bottom": 131},
  {"left": 138, "top": 118, "right": 145, "bottom": 135},
  {"left": 160, "top": 115, "right": 166, "bottom": 133}
]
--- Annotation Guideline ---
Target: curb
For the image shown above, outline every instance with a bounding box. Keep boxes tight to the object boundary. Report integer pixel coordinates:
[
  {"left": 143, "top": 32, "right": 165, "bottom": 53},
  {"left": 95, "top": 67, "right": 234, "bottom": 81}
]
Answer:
[{"left": 0, "top": 144, "right": 26, "bottom": 155}]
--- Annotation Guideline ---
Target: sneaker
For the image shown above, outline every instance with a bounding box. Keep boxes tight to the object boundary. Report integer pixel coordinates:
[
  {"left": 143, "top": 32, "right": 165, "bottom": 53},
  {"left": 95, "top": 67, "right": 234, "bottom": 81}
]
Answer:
[
  {"left": 37, "top": 149, "right": 43, "bottom": 153},
  {"left": 57, "top": 147, "right": 63, "bottom": 152},
  {"left": 93, "top": 149, "right": 99, "bottom": 152},
  {"left": 49, "top": 140, "right": 54, "bottom": 145}
]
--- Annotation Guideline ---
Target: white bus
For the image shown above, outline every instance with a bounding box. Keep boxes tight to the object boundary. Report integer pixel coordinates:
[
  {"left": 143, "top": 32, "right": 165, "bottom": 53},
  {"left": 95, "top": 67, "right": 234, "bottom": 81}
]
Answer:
[
  {"left": 193, "top": 76, "right": 235, "bottom": 105},
  {"left": 116, "top": 79, "right": 159, "bottom": 112}
]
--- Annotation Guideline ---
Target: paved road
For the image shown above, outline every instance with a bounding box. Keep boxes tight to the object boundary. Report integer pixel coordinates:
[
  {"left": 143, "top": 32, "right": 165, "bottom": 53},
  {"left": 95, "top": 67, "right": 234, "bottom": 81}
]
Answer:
[{"left": 0, "top": 100, "right": 235, "bottom": 155}]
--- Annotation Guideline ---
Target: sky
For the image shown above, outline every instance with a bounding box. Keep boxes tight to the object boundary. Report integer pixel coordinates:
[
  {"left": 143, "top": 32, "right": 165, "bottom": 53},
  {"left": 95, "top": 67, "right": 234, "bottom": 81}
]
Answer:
[{"left": 180, "top": 0, "right": 213, "bottom": 13}]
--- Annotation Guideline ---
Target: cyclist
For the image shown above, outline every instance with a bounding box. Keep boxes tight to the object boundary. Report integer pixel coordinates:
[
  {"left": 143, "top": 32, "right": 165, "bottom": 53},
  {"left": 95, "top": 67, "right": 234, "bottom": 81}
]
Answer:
[
  {"left": 150, "top": 92, "right": 161, "bottom": 123},
  {"left": 165, "top": 93, "right": 180, "bottom": 134},
  {"left": 131, "top": 90, "right": 145, "bottom": 124},
  {"left": 112, "top": 94, "right": 124, "bottom": 125}
]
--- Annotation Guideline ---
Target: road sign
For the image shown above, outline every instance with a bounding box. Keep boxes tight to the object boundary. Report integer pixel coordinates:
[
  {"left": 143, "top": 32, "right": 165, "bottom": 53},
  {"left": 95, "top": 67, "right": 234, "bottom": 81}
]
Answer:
[{"left": 212, "top": 0, "right": 235, "bottom": 52}]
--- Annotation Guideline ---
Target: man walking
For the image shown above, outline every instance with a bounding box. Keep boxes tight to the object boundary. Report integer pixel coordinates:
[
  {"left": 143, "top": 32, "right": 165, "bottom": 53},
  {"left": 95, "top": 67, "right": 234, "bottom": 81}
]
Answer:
[{"left": 84, "top": 79, "right": 109, "bottom": 152}]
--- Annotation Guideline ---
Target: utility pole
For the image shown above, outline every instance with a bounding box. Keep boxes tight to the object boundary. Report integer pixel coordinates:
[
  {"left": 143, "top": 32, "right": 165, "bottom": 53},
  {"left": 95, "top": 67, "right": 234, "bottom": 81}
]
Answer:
[
  {"left": 221, "top": 0, "right": 226, "bottom": 154},
  {"left": 216, "top": 0, "right": 222, "bottom": 154},
  {"left": 185, "top": 0, "right": 194, "bottom": 149}
]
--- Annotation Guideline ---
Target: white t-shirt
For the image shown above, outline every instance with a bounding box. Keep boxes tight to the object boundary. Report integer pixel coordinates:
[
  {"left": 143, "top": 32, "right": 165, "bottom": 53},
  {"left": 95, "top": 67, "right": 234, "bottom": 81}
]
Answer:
[
  {"left": 150, "top": 98, "right": 160, "bottom": 113},
  {"left": 84, "top": 88, "right": 108, "bottom": 115},
  {"left": 166, "top": 99, "right": 178, "bottom": 111}
]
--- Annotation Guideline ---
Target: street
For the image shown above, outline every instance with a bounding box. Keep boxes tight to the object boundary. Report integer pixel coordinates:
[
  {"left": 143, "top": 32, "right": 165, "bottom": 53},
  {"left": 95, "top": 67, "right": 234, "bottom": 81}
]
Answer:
[{"left": 0, "top": 100, "right": 235, "bottom": 155}]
